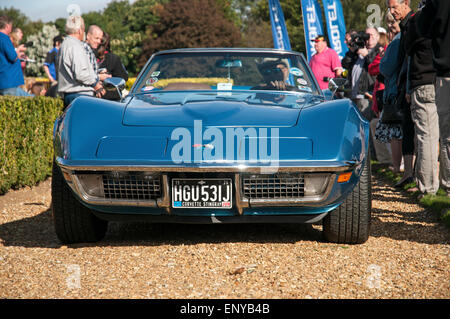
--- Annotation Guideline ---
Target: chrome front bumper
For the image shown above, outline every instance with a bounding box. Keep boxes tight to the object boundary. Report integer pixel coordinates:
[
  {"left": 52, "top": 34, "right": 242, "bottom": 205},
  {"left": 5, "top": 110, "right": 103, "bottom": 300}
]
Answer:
[{"left": 56, "top": 158, "right": 358, "bottom": 214}]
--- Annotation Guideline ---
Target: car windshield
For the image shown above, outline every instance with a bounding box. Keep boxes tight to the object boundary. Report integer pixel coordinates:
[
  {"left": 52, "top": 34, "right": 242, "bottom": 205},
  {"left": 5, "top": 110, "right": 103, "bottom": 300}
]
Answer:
[{"left": 133, "top": 51, "right": 320, "bottom": 95}]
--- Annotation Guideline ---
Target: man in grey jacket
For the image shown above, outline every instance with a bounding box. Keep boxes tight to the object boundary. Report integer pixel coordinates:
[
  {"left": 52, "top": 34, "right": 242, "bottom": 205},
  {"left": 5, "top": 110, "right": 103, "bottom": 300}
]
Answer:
[{"left": 57, "top": 15, "right": 104, "bottom": 107}]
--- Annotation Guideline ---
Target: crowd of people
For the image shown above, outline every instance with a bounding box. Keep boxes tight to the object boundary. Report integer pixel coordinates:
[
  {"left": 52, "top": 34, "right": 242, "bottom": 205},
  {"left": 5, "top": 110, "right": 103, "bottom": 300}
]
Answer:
[
  {"left": 0, "top": 14, "right": 128, "bottom": 103},
  {"left": 309, "top": 0, "right": 449, "bottom": 199}
]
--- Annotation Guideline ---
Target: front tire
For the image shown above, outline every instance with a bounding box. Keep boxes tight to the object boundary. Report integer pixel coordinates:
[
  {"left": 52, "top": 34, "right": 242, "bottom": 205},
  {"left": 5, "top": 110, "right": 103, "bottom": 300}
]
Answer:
[
  {"left": 322, "top": 154, "right": 372, "bottom": 244},
  {"left": 51, "top": 161, "right": 108, "bottom": 244}
]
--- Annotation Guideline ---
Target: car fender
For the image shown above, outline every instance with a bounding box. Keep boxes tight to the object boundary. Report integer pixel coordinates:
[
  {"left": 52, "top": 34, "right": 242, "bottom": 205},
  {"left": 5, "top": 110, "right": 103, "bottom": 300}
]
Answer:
[{"left": 53, "top": 96, "right": 126, "bottom": 161}]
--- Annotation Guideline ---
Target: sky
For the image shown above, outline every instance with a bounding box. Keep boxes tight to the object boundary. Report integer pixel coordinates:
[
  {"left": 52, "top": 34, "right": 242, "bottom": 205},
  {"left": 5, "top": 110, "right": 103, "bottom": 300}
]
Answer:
[{"left": 0, "top": 0, "right": 135, "bottom": 23}]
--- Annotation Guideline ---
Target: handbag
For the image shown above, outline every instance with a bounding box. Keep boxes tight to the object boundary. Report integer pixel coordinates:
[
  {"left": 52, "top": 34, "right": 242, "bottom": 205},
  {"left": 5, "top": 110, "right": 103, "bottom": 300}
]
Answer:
[
  {"left": 379, "top": 84, "right": 405, "bottom": 124},
  {"left": 375, "top": 89, "right": 385, "bottom": 112},
  {"left": 380, "top": 59, "right": 409, "bottom": 124},
  {"left": 379, "top": 98, "right": 404, "bottom": 124}
]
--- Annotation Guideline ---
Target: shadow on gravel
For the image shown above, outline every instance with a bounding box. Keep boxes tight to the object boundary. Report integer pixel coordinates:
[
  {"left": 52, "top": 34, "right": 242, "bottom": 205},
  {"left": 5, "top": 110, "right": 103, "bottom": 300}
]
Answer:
[
  {"left": 0, "top": 208, "right": 323, "bottom": 248},
  {"left": 370, "top": 208, "right": 447, "bottom": 244},
  {"left": 369, "top": 175, "right": 448, "bottom": 245},
  {"left": 0, "top": 209, "right": 62, "bottom": 248}
]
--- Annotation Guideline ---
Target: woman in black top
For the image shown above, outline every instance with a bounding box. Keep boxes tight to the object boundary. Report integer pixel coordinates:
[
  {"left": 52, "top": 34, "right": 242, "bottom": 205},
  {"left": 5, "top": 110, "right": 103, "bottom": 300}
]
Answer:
[{"left": 96, "top": 33, "right": 128, "bottom": 101}]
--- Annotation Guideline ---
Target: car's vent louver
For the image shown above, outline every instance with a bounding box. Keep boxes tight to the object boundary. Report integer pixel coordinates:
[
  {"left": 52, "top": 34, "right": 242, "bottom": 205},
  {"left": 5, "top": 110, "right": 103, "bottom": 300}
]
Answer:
[
  {"left": 242, "top": 174, "right": 305, "bottom": 199},
  {"left": 102, "top": 173, "right": 161, "bottom": 200}
]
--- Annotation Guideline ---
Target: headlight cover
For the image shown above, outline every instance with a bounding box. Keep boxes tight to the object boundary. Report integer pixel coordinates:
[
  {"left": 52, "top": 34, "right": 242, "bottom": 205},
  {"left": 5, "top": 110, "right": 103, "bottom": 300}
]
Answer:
[
  {"left": 76, "top": 174, "right": 104, "bottom": 198},
  {"left": 304, "top": 174, "right": 330, "bottom": 196}
]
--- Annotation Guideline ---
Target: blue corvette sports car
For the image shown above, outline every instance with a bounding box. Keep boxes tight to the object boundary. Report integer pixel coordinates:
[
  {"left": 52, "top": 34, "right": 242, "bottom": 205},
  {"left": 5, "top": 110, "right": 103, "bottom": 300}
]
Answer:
[{"left": 52, "top": 48, "right": 371, "bottom": 244}]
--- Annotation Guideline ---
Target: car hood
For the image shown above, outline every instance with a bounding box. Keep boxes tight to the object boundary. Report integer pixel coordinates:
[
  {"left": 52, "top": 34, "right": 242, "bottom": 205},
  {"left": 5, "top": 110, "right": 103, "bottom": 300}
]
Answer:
[{"left": 122, "top": 91, "right": 322, "bottom": 127}]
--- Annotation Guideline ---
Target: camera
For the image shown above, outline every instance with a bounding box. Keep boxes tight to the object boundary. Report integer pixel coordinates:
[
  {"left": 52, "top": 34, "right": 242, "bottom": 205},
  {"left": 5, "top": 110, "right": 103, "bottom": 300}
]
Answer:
[
  {"left": 24, "top": 41, "right": 33, "bottom": 48},
  {"left": 349, "top": 32, "right": 370, "bottom": 50}
]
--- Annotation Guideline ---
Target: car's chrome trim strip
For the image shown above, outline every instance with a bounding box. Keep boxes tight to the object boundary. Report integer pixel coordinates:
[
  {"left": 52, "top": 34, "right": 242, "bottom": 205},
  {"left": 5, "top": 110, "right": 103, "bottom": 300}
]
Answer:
[
  {"left": 56, "top": 158, "right": 358, "bottom": 173},
  {"left": 234, "top": 173, "right": 249, "bottom": 215},
  {"left": 154, "top": 47, "right": 300, "bottom": 56},
  {"left": 157, "top": 174, "right": 172, "bottom": 213}
]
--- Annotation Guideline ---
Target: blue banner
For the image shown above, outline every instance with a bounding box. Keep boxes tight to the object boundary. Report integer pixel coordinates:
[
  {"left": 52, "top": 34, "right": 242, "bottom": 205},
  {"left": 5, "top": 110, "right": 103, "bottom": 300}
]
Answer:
[
  {"left": 301, "top": 0, "right": 325, "bottom": 61},
  {"left": 268, "top": 0, "right": 292, "bottom": 51},
  {"left": 323, "top": 0, "right": 348, "bottom": 59}
]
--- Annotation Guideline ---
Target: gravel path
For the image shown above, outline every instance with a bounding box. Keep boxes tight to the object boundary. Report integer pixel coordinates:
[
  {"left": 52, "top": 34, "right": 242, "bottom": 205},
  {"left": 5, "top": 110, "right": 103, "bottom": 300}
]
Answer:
[{"left": 0, "top": 172, "right": 448, "bottom": 299}]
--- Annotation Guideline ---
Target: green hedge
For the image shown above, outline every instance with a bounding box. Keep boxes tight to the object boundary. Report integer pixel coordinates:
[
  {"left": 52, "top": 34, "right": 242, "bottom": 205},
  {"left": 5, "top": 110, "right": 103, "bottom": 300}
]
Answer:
[{"left": 0, "top": 96, "right": 63, "bottom": 195}]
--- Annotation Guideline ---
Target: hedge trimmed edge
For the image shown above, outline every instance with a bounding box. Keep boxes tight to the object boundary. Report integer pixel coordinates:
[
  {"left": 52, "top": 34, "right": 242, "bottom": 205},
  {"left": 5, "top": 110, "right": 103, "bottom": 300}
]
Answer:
[{"left": 0, "top": 96, "right": 63, "bottom": 195}]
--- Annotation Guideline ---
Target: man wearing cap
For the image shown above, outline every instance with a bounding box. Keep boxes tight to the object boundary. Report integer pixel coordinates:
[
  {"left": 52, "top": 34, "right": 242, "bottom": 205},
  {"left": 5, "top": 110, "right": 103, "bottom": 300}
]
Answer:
[
  {"left": 309, "top": 35, "right": 343, "bottom": 90},
  {"left": 377, "top": 27, "right": 387, "bottom": 35}
]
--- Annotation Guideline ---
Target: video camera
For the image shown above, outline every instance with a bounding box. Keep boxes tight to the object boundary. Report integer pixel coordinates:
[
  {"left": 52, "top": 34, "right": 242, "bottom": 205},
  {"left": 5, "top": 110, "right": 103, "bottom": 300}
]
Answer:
[{"left": 349, "top": 32, "right": 370, "bottom": 50}]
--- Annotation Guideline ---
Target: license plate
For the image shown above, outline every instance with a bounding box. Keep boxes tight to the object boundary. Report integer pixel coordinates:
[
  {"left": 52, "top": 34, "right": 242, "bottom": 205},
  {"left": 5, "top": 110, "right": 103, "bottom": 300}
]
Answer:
[{"left": 172, "top": 178, "right": 232, "bottom": 209}]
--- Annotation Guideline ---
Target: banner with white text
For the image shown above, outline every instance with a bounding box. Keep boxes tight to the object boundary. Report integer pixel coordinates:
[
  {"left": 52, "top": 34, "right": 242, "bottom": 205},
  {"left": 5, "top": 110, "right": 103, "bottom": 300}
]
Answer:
[
  {"left": 268, "top": 0, "right": 292, "bottom": 51},
  {"left": 301, "top": 0, "right": 325, "bottom": 61},
  {"left": 322, "top": 0, "right": 348, "bottom": 59}
]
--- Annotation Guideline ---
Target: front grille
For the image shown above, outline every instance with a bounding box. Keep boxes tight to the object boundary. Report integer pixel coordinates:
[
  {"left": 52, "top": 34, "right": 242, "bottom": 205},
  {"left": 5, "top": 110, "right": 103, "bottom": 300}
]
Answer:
[
  {"left": 102, "top": 173, "right": 161, "bottom": 200},
  {"left": 242, "top": 174, "right": 305, "bottom": 199}
]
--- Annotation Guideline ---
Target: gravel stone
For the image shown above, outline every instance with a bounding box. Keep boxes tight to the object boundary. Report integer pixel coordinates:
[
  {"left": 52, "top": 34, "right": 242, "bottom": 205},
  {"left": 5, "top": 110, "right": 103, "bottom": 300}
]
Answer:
[{"left": 0, "top": 174, "right": 449, "bottom": 298}]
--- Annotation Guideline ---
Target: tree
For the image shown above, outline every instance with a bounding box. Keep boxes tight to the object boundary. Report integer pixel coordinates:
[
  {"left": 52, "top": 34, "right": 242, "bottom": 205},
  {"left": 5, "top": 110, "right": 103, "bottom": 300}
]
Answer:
[
  {"left": 230, "top": 0, "right": 255, "bottom": 30},
  {"left": 82, "top": 11, "right": 107, "bottom": 33},
  {"left": 241, "top": 19, "right": 273, "bottom": 48},
  {"left": 25, "top": 24, "right": 60, "bottom": 77},
  {"left": 249, "top": 0, "right": 304, "bottom": 53},
  {"left": 110, "top": 32, "right": 143, "bottom": 76},
  {"left": 0, "top": 7, "right": 44, "bottom": 36},
  {"left": 101, "top": 0, "right": 131, "bottom": 37},
  {"left": 78, "top": 0, "right": 167, "bottom": 76},
  {"left": 139, "top": 0, "right": 242, "bottom": 67},
  {"left": 126, "top": 0, "right": 167, "bottom": 34},
  {"left": 53, "top": 18, "right": 66, "bottom": 35},
  {"left": 104, "top": 0, "right": 167, "bottom": 76}
]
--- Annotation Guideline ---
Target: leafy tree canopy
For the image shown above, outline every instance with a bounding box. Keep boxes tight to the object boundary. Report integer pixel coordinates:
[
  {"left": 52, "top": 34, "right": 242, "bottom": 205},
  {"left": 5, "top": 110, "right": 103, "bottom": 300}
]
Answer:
[
  {"left": 139, "top": 0, "right": 242, "bottom": 67},
  {"left": 25, "top": 25, "right": 60, "bottom": 77},
  {"left": 0, "top": 7, "right": 44, "bottom": 37}
]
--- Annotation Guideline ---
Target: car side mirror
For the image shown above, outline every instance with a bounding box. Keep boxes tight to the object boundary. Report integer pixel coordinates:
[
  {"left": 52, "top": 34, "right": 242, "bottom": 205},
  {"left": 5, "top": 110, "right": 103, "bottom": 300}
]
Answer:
[
  {"left": 328, "top": 78, "right": 347, "bottom": 99},
  {"left": 103, "top": 77, "right": 126, "bottom": 100}
]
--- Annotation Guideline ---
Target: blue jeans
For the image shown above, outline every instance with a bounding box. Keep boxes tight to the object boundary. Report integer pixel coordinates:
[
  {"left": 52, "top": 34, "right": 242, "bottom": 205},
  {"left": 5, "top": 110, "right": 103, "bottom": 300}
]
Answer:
[
  {"left": 63, "top": 92, "right": 94, "bottom": 108},
  {"left": 0, "top": 87, "right": 33, "bottom": 97}
]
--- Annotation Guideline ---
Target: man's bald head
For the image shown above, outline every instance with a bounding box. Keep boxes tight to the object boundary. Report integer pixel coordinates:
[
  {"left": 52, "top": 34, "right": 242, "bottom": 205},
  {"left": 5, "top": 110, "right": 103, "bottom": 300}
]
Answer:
[{"left": 86, "top": 25, "right": 103, "bottom": 49}]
